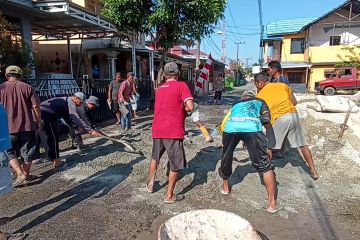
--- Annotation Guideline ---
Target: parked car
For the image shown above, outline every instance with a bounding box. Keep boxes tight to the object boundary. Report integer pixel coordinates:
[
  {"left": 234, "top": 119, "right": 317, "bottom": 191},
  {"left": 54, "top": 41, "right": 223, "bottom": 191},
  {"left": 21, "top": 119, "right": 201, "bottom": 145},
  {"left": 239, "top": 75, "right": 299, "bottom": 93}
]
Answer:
[
  {"left": 36, "top": 73, "right": 81, "bottom": 99},
  {"left": 315, "top": 67, "right": 360, "bottom": 95}
]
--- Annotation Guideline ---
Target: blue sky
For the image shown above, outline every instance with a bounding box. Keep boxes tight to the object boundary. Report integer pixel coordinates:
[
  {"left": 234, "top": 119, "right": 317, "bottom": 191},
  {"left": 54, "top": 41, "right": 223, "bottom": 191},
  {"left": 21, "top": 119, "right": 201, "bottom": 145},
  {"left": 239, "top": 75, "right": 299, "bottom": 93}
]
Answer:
[{"left": 202, "top": 0, "right": 345, "bottom": 66}]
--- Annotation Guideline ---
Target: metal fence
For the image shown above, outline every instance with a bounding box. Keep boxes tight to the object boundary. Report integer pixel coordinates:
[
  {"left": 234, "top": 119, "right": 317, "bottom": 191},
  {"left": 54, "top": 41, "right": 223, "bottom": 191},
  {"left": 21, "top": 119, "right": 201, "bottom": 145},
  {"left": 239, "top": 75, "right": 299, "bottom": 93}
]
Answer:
[{"left": 25, "top": 77, "right": 153, "bottom": 123}]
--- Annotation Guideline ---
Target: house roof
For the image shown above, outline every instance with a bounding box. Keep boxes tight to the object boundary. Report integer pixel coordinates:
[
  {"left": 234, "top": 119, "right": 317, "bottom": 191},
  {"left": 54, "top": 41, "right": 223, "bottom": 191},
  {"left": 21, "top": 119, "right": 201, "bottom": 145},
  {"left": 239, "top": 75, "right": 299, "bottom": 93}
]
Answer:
[
  {"left": 300, "top": 0, "right": 360, "bottom": 31},
  {"left": 265, "top": 17, "right": 317, "bottom": 37},
  {"left": 264, "top": 0, "right": 360, "bottom": 38}
]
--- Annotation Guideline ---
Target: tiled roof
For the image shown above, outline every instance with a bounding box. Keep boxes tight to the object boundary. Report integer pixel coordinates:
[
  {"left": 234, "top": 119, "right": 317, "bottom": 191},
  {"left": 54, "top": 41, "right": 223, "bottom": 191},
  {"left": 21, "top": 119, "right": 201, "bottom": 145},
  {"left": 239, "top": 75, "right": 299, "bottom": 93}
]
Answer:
[{"left": 265, "top": 17, "right": 317, "bottom": 36}]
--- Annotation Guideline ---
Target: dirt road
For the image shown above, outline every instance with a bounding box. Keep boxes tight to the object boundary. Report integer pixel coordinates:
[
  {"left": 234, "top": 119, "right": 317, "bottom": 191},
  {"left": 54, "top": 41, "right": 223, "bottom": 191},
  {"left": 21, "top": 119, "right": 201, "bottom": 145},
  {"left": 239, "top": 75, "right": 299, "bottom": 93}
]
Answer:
[{"left": 1, "top": 92, "right": 359, "bottom": 240}]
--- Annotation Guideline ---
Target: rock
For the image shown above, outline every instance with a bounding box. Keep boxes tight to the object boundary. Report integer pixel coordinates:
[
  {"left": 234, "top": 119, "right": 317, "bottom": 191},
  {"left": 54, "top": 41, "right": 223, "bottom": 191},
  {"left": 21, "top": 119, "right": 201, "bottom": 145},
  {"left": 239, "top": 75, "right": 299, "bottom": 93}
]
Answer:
[{"left": 158, "top": 209, "right": 261, "bottom": 240}]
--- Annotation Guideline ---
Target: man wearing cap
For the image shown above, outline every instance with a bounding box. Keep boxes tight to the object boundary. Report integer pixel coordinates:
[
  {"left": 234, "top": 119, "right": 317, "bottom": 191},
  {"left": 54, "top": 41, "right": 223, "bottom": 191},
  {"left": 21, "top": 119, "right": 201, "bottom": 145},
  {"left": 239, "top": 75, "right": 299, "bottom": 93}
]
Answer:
[
  {"left": 219, "top": 90, "right": 282, "bottom": 213},
  {"left": 146, "top": 62, "right": 194, "bottom": 204},
  {"left": 71, "top": 96, "right": 100, "bottom": 149},
  {"left": 108, "top": 72, "right": 122, "bottom": 124},
  {"left": 254, "top": 72, "right": 319, "bottom": 180},
  {"left": 118, "top": 72, "right": 135, "bottom": 131},
  {"left": 0, "top": 65, "right": 41, "bottom": 186},
  {"left": 40, "top": 92, "right": 101, "bottom": 168}
]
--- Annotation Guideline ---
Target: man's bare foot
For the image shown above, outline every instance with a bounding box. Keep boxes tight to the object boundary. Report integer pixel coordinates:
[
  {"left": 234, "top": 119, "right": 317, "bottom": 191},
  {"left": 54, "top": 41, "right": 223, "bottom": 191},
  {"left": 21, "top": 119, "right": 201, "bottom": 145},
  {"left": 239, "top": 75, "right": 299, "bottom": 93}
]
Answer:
[
  {"left": 13, "top": 174, "right": 27, "bottom": 187},
  {"left": 311, "top": 170, "right": 319, "bottom": 180},
  {"left": 53, "top": 159, "right": 65, "bottom": 169},
  {"left": 221, "top": 180, "right": 230, "bottom": 195},
  {"left": 146, "top": 181, "right": 154, "bottom": 193},
  {"left": 267, "top": 202, "right": 284, "bottom": 213}
]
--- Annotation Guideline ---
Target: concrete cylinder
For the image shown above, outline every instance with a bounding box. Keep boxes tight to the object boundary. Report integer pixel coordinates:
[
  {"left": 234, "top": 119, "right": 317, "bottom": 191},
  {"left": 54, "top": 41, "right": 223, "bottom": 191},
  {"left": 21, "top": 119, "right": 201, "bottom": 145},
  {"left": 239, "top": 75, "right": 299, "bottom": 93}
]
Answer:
[{"left": 158, "top": 209, "right": 261, "bottom": 240}]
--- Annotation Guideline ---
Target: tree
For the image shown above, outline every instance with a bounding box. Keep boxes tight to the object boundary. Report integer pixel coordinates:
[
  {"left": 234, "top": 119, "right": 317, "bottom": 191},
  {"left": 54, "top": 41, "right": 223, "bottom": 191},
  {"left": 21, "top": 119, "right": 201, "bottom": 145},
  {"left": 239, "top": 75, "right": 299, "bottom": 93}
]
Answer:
[
  {"left": 102, "top": 0, "right": 225, "bottom": 86},
  {"left": 336, "top": 45, "right": 360, "bottom": 69},
  {"left": 102, "top": 0, "right": 226, "bottom": 56},
  {"left": 0, "top": 14, "right": 36, "bottom": 78}
]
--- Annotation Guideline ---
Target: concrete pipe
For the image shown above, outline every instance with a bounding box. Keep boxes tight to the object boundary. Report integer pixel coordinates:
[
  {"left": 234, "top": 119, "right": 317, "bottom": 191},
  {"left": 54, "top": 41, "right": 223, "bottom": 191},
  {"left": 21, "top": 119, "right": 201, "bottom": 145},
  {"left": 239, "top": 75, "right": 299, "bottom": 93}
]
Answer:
[{"left": 158, "top": 209, "right": 261, "bottom": 240}]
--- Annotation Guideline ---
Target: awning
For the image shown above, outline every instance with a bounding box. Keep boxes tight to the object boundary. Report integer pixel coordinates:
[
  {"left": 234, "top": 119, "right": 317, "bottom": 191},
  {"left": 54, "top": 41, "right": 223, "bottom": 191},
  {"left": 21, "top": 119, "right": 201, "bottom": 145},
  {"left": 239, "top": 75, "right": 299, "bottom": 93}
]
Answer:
[
  {"left": 262, "top": 62, "right": 312, "bottom": 69},
  {"left": 0, "top": 0, "right": 130, "bottom": 39}
]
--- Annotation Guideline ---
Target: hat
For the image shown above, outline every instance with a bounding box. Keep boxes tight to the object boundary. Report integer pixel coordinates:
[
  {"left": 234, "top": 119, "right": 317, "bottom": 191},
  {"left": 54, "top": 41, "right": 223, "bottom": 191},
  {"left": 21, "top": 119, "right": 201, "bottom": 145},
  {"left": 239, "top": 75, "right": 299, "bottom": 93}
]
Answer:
[
  {"left": 74, "top": 92, "right": 86, "bottom": 101},
  {"left": 163, "top": 62, "right": 179, "bottom": 76},
  {"left": 86, "top": 96, "right": 100, "bottom": 107},
  {"left": 241, "top": 90, "right": 256, "bottom": 98},
  {"left": 5, "top": 65, "right": 22, "bottom": 75},
  {"left": 127, "top": 72, "right": 134, "bottom": 77}
]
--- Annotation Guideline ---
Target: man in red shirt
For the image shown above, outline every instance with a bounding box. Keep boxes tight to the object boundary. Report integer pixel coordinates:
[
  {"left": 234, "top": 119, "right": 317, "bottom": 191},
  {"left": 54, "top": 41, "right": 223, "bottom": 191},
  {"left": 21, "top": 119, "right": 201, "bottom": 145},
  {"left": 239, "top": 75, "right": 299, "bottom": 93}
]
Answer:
[
  {"left": 118, "top": 72, "right": 135, "bottom": 131},
  {"left": 146, "top": 62, "right": 194, "bottom": 203}
]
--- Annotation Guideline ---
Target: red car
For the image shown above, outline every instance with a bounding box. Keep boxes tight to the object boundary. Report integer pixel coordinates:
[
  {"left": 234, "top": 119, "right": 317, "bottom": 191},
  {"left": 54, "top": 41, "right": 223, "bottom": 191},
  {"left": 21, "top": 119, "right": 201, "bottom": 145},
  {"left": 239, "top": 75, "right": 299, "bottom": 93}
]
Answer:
[{"left": 315, "top": 67, "right": 360, "bottom": 95}]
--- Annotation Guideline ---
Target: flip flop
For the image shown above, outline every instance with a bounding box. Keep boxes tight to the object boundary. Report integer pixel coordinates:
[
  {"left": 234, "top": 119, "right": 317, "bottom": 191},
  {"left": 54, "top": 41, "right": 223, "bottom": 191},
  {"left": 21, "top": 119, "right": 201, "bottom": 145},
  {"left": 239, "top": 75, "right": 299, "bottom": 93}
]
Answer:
[
  {"left": 13, "top": 175, "right": 27, "bottom": 187},
  {"left": 146, "top": 182, "right": 154, "bottom": 193},
  {"left": 1, "top": 232, "right": 27, "bottom": 240},
  {"left": 267, "top": 202, "right": 284, "bottom": 214},
  {"left": 220, "top": 188, "right": 230, "bottom": 195},
  {"left": 164, "top": 194, "right": 184, "bottom": 204}
]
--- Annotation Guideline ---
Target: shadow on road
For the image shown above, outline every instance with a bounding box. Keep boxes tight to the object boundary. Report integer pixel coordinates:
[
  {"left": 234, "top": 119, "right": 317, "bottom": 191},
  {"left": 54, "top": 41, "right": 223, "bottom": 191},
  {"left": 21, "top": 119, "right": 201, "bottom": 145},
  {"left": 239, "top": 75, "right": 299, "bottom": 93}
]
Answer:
[
  {"left": 13, "top": 155, "right": 146, "bottom": 233},
  {"left": 178, "top": 146, "right": 221, "bottom": 195}
]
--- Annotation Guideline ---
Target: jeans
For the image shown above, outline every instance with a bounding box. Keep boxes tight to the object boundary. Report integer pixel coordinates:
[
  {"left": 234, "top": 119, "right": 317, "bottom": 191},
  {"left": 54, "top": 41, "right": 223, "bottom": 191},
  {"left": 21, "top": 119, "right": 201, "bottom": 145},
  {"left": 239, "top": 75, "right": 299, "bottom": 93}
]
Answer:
[{"left": 121, "top": 104, "right": 132, "bottom": 130}]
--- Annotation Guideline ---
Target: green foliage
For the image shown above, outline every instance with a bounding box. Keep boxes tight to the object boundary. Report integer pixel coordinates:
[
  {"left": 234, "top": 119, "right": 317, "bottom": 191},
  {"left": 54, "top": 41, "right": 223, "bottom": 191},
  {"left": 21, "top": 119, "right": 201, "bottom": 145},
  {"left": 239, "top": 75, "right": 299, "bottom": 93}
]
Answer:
[
  {"left": 102, "top": 0, "right": 226, "bottom": 49},
  {"left": 336, "top": 45, "right": 360, "bottom": 69},
  {"left": 225, "top": 76, "right": 235, "bottom": 89},
  {"left": 0, "top": 14, "right": 36, "bottom": 78}
]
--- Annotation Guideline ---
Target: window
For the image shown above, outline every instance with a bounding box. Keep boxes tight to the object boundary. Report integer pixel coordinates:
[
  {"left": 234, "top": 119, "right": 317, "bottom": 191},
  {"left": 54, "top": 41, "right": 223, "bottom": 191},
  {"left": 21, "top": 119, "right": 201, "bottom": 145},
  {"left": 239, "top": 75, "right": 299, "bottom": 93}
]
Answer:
[
  {"left": 290, "top": 38, "right": 305, "bottom": 54},
  {"left": 330, "top": 36, "right": 341, "bottom": 46},
  {"left": 287, "top": 72, "right": 303, "bottom": 83}
]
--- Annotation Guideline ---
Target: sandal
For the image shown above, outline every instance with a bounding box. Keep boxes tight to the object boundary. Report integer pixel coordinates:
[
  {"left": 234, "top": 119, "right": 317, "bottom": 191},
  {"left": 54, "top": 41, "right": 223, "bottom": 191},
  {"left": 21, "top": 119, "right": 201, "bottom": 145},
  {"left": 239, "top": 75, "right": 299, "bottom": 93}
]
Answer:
[
  {"left": 267, "top": 202, "right": 284, "bottom": 214},
  {"left": 0, "top": 232, "right": 27, "bottom": 240},
  {"left": 164, "top": 194, "right": 184, "bottom": 204},
  {"left": 220, "top": 189, "right": 230, "bottom": 195},
  {"left": 146, "top": 182, "right": 154, "bottom": 193}
]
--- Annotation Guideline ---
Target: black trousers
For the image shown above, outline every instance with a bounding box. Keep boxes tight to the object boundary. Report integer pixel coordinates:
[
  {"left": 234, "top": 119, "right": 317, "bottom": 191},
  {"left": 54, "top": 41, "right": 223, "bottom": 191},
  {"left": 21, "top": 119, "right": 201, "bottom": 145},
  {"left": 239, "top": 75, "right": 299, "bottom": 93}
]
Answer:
[
  {"left": 43, "top": 120, "right": 60, "bottom": 160},
  {"left": 219, "top": 132, "right": 273, "bottom": 180},
  {"left": 214, "top": 91, "right": 222, "bottom": 100}
]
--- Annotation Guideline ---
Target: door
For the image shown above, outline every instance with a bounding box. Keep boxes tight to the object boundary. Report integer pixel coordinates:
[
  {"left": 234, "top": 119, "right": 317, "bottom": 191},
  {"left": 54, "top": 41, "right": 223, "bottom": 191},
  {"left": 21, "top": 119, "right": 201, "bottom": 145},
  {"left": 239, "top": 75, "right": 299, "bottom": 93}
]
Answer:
[{"left": 336, "top": 69, "right": 357, "bottom": 90}]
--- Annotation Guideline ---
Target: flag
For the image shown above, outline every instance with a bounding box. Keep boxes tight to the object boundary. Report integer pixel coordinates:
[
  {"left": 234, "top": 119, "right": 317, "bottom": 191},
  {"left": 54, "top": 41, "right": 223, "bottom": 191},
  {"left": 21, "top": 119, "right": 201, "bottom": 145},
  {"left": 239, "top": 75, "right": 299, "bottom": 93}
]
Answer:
[{"left": 195, "top": 54, "right": 213, "bottom": 92}]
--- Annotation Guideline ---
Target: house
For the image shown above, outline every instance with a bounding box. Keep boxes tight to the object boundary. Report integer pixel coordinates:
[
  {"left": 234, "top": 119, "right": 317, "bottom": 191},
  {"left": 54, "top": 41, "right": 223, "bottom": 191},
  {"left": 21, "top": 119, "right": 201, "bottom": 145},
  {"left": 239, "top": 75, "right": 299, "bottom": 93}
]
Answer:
[{"left": 262, "top": 0, "right": 360, "bottom": 91}]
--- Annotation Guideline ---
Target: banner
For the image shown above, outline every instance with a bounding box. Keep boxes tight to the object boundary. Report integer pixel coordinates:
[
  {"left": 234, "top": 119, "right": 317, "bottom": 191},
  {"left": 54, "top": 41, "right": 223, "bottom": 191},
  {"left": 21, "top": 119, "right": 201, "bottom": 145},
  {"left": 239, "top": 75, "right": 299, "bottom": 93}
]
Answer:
[{"left": 195, "top": 54, "right": 213, "bottom": 92}]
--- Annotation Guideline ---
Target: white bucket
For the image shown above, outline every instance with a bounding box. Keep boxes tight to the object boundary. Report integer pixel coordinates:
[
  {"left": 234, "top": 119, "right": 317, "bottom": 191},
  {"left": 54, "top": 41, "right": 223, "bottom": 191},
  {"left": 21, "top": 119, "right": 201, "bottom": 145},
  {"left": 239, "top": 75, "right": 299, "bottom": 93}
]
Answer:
[{"left": 158, "top": 209, "right": 261, "bottom": 240}]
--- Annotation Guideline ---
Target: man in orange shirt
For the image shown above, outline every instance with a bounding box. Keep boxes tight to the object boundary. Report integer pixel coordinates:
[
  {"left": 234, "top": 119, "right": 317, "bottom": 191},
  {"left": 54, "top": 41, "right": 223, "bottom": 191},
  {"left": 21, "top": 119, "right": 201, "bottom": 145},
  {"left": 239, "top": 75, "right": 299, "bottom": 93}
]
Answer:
[{"left": 255, "top": 73, "right": 319, "bottom": 180}]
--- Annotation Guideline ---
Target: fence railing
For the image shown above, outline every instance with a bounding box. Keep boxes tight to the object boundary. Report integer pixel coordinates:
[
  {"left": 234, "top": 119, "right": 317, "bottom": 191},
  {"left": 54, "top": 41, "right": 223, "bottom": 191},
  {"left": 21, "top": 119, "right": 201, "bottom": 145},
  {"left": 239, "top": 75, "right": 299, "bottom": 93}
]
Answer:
[{"left": 24, "top": 77, "right": 153, "bottom": 123}]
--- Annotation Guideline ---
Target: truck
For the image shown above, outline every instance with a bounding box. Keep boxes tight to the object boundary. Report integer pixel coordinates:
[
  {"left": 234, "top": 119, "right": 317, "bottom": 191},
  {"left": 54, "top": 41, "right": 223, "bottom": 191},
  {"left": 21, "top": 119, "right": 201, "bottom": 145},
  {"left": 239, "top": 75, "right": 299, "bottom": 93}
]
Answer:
[{"left": 315, "top": 67, "right": 360, "bottom": 95}]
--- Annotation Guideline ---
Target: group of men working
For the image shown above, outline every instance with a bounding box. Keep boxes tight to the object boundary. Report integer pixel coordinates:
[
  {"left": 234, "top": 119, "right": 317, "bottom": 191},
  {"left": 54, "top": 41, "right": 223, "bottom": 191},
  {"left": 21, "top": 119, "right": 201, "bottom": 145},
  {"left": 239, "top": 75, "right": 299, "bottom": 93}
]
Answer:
[
  {"left": 108, "top": 71, "right": 139, "bottom": 132},
  {"left": 0, "top": 60, "right": 319, "bottom": 238},
  {"left": 0, "top": 65, "right": 101, "bottom": 187},
  {"left": 147, "top": 61, "right": 318, "bottom": 212}
]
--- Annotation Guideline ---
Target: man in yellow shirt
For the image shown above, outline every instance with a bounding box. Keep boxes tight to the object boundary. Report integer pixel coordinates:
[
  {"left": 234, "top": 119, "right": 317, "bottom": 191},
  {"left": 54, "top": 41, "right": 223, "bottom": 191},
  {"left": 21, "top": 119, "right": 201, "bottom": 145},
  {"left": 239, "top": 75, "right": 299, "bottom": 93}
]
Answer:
[{"left": 255, "top": 73, "right": 319, "bottom": 180}]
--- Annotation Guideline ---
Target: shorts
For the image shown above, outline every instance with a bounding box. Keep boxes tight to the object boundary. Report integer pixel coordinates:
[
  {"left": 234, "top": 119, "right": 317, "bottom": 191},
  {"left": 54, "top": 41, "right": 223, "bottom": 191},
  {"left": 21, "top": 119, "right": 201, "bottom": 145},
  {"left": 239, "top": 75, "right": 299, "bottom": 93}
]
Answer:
[
  {"left": 0, "top": 151, "right": 12, "bottom": 196},
  {"left": 189, "top": 108, "right": 200, "bottom": 122},
  {"left": 112, "top": 99, "right": 119, "bottom": 113},
  {"left": 219, "top": 132, "right": 273, "bottom": 180},
  {"left": 269, "top": 112, "right": 306, "bottom": 149},
  {"left": 7, "top": 131, "right": 39, "bottom": 162},
  {"left": 151, "top": 139, "right": 186, "bottom": 171}
]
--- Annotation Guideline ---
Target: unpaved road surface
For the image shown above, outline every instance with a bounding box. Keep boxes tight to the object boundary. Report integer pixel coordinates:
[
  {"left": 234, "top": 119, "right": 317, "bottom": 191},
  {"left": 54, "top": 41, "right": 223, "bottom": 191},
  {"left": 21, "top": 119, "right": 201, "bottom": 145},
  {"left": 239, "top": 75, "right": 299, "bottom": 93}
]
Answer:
[{"left": 1, "top": 91, "right": 360, "bottom": 240}]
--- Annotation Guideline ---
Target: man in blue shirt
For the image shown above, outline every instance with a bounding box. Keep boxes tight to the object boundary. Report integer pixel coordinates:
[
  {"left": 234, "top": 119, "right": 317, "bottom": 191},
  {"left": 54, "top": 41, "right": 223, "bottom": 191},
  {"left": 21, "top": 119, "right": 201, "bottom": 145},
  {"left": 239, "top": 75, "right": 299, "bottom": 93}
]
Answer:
[
  {"left": 268, "top": 60, "right": 290, "bottom": 85},
  {"left": 219, "top": 91, "right": 282, "bottom": 213},
  {"left": 0, "top": 104, "right": 26, "bottom": 239}
]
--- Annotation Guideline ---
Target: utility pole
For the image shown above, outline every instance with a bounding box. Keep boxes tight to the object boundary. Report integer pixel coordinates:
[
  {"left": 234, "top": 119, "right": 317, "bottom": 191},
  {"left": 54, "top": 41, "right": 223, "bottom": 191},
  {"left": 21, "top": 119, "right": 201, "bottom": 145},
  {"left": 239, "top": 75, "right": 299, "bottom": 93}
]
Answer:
[
  {"left": 245, "top": 58, "right": 252, "bottom": 68},
  {"left": 235, "top": 41, "right": 245, "bottom": 68},
  {"left": 235, "top": 41, "right": 245, "bottom": 85},
  {"left": 258, "top": 0, "right": 264, "bottom": 68}
]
